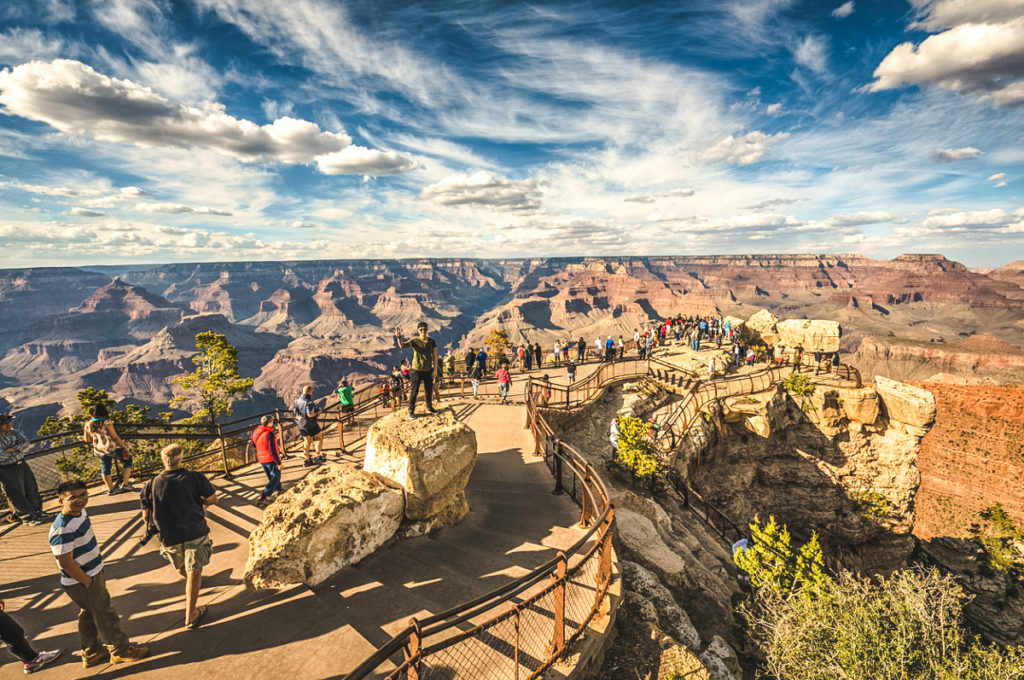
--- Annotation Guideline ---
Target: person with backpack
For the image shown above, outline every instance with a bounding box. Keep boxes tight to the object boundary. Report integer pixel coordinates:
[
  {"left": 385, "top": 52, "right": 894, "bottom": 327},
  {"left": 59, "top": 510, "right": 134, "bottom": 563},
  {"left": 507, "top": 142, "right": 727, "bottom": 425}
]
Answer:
[
  {"left": 566, "top": 360, "right": 577, "bottom": 385},
  {"left": 251, "top": 415, "right": 282, "bottom": 508},
  {"left": 292, "top": 385, "right": 323, "bottom": 467},
  {"left": 469, "top": 360, "right": 483, "bottom": 398},
  {"left": 82, "top": 404, "right": 134, "bottom": 495},
  {"left": 0, "top": 414, "right": 51, "bottom": 526},
  {"left": 464, "top": 347, "right": 476, "bottom": 377}
]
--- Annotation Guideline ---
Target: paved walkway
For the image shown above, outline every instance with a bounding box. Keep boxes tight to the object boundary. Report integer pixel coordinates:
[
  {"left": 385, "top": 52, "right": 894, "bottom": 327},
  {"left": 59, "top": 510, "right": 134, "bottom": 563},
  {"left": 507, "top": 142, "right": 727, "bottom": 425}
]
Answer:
[{"left": 1, "top": 403, "right": 584, "bottom": 680}]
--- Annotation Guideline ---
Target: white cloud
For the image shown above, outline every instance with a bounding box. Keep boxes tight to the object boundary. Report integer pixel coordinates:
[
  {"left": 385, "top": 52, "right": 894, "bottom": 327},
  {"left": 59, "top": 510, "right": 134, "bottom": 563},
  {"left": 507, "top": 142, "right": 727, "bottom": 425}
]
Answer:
[
  {"left": 701, "top": 131, "right": 790, "bottom": 165},
  {"left": 67, "top": 207, "right": 105, "bottom": 217},
  {"left": 420, "top": 172, "right": 541, "bottom": 212},
  {"left": 625, "top": 188, "right": 695, "bottom": 203},
  {"left": 995, "top": 180, "right": 1007, "bottom": 187},
  {"left": 988, "top": 172, "right": 1006, "bottom": 181},
  {"left": 793, "top": 36, "right": 828, "bottom": 73},
  {"left": 932, "top": 146, "right": 981, "bottom": 162},
  {"left": 765, "top": 103, "right": 783, "bottom": 116},
  {"left": 0, "top": 59, "right": 414, "bottom": 175},
  {"left": 134, "top": 202, "right": 232, "bottom": 216},
  {"left": 832, "top": 2, "right": 855, "bottom": 19},
  {"left": 921, "top": 208, "right": 1008, "bottom": 227},
  {"left": 0, "top": 28, "right": 68, "bottom": 63},
  {"left": 315, "top": 146, "right": 418, "bottom": 176},
  {"left": 868, "top": 7, "right": 1024, "bottom": 106},
  {"left": 291, "top": 220, "right": 320, "bottom": 228},
  {"left": 826, "top": 211, "right": 892, "bottom": 226}
]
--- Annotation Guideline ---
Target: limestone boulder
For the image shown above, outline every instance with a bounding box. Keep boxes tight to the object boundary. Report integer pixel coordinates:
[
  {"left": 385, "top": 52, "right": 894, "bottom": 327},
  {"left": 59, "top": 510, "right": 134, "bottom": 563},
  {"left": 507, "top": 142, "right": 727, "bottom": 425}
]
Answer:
[
  {"left": 776, "top": 319, "right": 841, "bottom": 353},
  {"left": 838, "top": 386, "right": 880, "bottom": 424},
  {"left": 874, "top": 376, "right": 936, "bottom": 437},
  {"left": 745, "top": 309, "right": 778, "bottom": 336},
  {"left": 244, "top": 463, "right": 404, "bottom": 589},
  {"left": 616, "top": 509, "right": 693, "bottom": 589},
  {"left": 364, "top": 410, "right": 477, "bottom": 532}
]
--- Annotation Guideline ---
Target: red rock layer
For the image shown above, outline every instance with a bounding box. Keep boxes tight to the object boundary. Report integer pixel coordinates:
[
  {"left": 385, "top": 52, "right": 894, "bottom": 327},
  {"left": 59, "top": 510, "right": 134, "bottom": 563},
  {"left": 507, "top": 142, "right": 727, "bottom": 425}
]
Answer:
[{"left": 908, "top": 382, "right": 1024, "bottom": 539}]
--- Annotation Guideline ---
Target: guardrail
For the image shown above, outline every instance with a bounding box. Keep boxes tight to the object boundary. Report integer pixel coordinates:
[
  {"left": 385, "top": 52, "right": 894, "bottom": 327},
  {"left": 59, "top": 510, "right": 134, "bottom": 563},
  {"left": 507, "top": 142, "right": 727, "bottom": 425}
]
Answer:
[{"left": 344, "top": 375, "right": 618, "bottom": 679}]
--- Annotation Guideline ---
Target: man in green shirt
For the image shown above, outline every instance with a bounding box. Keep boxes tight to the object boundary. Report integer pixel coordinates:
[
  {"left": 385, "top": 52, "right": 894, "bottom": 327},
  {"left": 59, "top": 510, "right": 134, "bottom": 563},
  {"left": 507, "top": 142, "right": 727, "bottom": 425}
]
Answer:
[
  {"left": 336, "top": 379, "right": 355, "bottom": 427},
  {"left": 395, "top": 322, "right": 438, "bottom": 418}
]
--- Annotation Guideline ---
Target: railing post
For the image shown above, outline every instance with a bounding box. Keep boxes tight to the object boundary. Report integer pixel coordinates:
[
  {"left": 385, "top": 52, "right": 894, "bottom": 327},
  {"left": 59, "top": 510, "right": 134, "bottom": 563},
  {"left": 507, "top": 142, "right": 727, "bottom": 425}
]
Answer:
[
  {"left": 336, "top": 409, "right": 345, "bottom": 454},
  {"left": 565, "top": 384, "right": 570, "bottom": 410},
  {"left": 549, "top": 552, "right": 567, "bottom": 658},
  {"left": 580, "top": 467, "right": 593, "bottom": 528},
  {"left": 551, "top": 439, "right": 564, "bottom": 495},
  {"left": 595, "top": 508, "right": 614, "bottom": 617},
  {"left": 216, "top": 423, "right": 232, "bottom": 479},
  {"left": 404, "top": 617, "right": 422, "bottom": 680}
]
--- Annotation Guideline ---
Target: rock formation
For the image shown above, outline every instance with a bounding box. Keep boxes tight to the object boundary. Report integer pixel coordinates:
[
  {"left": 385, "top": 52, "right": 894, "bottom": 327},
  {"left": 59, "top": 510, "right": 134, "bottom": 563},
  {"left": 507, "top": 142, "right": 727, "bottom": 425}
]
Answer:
[
  {"left": 364, "top": 410, "right": 478, "bottom": 535},
  {"left": 775, "top": 319, "right": 841, "bottom": 353},
  {"left": 243, "top": 464, "right": 404, "bottom": 589}
]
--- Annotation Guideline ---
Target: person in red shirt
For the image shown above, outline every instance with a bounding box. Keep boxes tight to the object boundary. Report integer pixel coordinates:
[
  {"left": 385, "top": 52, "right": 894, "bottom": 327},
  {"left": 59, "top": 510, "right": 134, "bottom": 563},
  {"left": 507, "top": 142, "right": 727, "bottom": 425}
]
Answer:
[
  {"left": 251, "top": 415, "right": 282, "bottom": 508},
  {"left": 496, "top": 362, "right": 512, "bottom": 404}
]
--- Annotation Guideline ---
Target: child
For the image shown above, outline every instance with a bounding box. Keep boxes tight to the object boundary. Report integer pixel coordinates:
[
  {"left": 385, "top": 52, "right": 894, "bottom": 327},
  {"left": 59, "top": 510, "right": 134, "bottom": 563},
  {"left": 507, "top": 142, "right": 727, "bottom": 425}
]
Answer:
[{"left": 566, "top": 360, "right": 576, "bottom": 385}]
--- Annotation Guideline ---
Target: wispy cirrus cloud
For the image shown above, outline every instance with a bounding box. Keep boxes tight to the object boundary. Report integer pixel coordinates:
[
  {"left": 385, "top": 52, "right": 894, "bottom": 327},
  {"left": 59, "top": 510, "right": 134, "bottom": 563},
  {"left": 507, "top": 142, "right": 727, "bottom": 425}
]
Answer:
[
  {"left": 421, "top": 172, "right": 541, "bottom": 212},
  {"left": 932, "top": 146, "right": 981, "bottom": 162}
]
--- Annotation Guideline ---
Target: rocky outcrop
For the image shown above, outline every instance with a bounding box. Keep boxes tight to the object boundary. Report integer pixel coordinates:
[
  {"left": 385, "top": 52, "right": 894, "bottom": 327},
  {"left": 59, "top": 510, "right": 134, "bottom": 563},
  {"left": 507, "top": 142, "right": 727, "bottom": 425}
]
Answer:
[
  {"left": 243, "top": 464, "right": 404, "bottom": 589},
  {"left": 745, "top": 309, "right": 778, "bottom": 337},
  {"left": 776, "top": 319, "right": 841, "bottom": 353},
  {"left": 364, "top": 410, "right": 477, "bottom": 535},
  {"left": 874, "top": 376, "right": 936, "bottom": 437}
]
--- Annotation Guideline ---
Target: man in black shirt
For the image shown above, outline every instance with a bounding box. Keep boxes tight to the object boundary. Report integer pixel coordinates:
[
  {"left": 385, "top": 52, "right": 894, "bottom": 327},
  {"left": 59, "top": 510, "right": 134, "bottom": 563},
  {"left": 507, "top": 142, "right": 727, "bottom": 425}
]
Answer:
[
  {"left": 396, "top": 321, "right": 438, "bottom": 418},
  {"left": 141, "top": 444, "right": 218, "bottom": 629}
]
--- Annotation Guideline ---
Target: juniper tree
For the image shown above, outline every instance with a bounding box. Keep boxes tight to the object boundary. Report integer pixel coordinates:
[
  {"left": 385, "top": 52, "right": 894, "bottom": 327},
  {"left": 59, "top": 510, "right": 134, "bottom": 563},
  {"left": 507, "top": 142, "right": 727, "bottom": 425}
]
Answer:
[{"left": 170, "top": 331, "right": 254, "bottom": 429}]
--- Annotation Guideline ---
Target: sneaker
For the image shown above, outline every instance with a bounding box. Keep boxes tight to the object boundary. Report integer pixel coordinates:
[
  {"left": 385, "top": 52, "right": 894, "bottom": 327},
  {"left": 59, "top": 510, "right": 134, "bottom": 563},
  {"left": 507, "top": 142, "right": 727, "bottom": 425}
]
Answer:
[
  {"left": 120, "top": 483, "right": 137, "bottom": 492},
  {"left": 24, "top": 649, "right": 61, "bottom": 673},
  {"left": 256, "top": 497, "right": 270, "bottom": 509},
  {"left": 25, "top": 517, "right": 46, "bottom": 526},
  {"left": 81, "top": 649, "right": 109, "bottom": 669},
  {"left": 407, "top": 411, "right": 419, "bottom": 419},
  {"left": 107, "top": 487, "right": 122, "bottom": 496},
  {"left": 109, "top": 644, "right": 149, "bottom": 665},
  {"left": 315, "top": 455, "right": 326, "bottom": 464},
  {"left": 427, "top": 407, "right": 439, "bottom": 414}
]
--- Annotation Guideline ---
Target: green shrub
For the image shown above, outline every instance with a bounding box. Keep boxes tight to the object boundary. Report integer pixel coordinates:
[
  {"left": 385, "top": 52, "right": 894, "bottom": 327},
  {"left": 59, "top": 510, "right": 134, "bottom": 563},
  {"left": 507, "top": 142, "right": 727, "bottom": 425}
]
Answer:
[
  {"left": 970, "top": 503, "right": 1024, "bottom": 574},
  {"left": 614, "top": 415, "right": 661, "bottom": 484},
  {"left": 851, "top": 490, "right": 891, "bottom": 518}
]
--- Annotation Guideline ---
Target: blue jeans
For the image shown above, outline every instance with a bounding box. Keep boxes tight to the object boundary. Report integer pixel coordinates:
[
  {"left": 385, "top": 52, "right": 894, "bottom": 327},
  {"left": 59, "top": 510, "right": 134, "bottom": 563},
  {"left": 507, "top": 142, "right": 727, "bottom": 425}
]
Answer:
[
  {"left": 499, "top": 383, "right": 510, "bottom": 399},
  {"left": 260, "top": 462, "right": 282, "bottom": 499}
]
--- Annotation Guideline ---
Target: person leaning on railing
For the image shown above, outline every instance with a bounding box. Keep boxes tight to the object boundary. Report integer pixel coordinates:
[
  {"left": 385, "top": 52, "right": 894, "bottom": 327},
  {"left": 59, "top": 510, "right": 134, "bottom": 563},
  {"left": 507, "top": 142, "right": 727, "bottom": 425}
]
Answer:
[{"left": 0, "top": 414, "right": 51, "bottom": 526}]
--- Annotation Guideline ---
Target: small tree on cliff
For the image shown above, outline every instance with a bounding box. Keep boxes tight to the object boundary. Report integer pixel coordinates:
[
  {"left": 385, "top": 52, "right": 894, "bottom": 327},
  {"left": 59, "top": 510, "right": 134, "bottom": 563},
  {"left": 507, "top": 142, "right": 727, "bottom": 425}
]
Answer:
[
  {"left": 614, "top": 415, "right": 661, "bottom": 488},
  {"left": 171, "top": 332, "right": 254, "bottom": 429},
  {"left": 484, "top": 327, "right": 511, "bottom": 360},
  {"left": 733, "top": 515, "right": 828, "bottom": 597}
]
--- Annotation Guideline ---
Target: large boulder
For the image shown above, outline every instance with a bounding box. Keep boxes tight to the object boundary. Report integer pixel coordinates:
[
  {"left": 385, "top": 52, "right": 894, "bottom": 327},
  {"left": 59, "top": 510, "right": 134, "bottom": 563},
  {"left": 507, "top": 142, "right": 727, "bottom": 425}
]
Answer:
[
  {"left": 364, "top": 410, "right": 477, "bottom": 534},
  {"left": 776, "top": 319, "right": 841, "bottom": 353},
  {"left": 745, "top": 309, "right": 778, "bottom": 337},
  {"left": 243, "top": 463, "right": 404, "bottom": 589},
  {"left": 874, "top": 376, "right": 936, "bottom": 437}
]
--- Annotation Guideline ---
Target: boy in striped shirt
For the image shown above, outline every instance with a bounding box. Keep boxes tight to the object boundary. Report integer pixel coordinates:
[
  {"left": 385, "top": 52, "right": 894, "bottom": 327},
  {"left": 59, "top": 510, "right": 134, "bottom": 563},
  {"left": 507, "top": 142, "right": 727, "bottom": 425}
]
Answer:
[{"left": 48, "top": 480, "right": 149, "bottom": 668}]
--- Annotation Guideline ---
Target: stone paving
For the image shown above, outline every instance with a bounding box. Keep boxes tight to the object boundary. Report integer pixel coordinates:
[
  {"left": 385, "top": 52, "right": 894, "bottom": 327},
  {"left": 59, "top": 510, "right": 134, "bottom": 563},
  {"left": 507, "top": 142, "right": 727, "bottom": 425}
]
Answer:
[{"left": 0, "top": 401, "right": 586, "bottom": 680}]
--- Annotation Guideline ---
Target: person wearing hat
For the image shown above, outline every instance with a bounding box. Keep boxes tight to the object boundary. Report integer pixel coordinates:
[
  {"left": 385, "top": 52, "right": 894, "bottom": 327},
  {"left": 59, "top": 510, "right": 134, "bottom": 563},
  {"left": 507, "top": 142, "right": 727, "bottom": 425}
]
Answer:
[
  {"left": 0, "top": 414, "right": 51, "bottom": 526},
  {"left": 395, "top": 322, "right": 438, "bottom": 418}
]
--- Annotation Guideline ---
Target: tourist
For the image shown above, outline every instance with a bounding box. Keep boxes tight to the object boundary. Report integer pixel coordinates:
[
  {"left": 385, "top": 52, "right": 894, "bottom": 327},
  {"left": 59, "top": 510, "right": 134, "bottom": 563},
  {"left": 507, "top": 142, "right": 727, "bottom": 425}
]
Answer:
[
  {"left": 0, "top": 599, "right": 61, "bottom": 673},
  {"left": 251, "top": 416, "right": 282, "bottom": 508},
  {"left": 733, "top": 343, "right": 742, "bottom": 367},
  {"left": 141, "top": 444, "right": 218, "bottom": 630},
  {"left": 476, "top": 346, "right": 488, "bottom": 376},
  {"left": 0, "top": 415, "right": 50, "bottom": 526},
  {"left": 496, "top": 363, "right": 512, "bottom": 404},
  {"left": 49, "top": 480, "right": 150, "bottom": 667},
  {"left": 609, "top": 416, "right": 621, "bottom": 458},
  {"left": 378, "top": 380, "right": 392, "bottom": 407},
  {"left": 732, "top": 538, "right": 752, "bottom": 584},
  {"left": 538, "top": 375, "right": 552, "bottom": 407},
  {"left": 445, "top": 351, "right": 456, "bottom": 386},
  {"left": 793, "top": 344, "right": 804, "bottom": 371},
  {"left": 396, "top": 322, "right": 439, "bottom": 419},
  {"left": 390, "top": 366, "right": 405, "bottom": 405},
  {"left": 337, "top": 379, "right": 355, "bottom": 427},
  {"left": 524, "top": 341, "right": 533, "bottom": 371},
  {"left": 773, "top": 344, "right": 785, "bottom": 365},
  {"left": 293, "top": 385, "right": 324, "bottom": 466},
  {"left": 605, "top": 335, "right": 615, "bottom": 362},
  {"left": 82, "top": 404, "right": 134, "bottom": 495},
  {"left": 470, "top": 360, "right": 483, "bottom": 398},
  {"left": 566, "top": 360, "right": 577, "bottom": 385},
  {"left": 618, "top": 335, "right": 625, "bottom": 359},
  {"left": 708, "top": 356, "right": 717, "bottom": 380},
  {"left": 746, "top": 347, "right": 756, "bottom": 367},
  {"left": 464, "top": 347, "right": 476, "bottom": 377},
  {"left": 577, "top": 337, "right": 586, "bottom": 362},
  {"left": 553, "top": 340, "right": 562, "bottom": 367},
  {"left": 516, "top": 344, "right": 526, "bottom": 370}
]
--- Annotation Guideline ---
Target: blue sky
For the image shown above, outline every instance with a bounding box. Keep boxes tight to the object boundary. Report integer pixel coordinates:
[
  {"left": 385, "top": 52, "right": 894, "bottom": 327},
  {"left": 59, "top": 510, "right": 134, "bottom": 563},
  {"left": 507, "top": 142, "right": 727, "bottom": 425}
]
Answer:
[{"left": 0, "top": 0, "right": 1022, "bottom": 267}]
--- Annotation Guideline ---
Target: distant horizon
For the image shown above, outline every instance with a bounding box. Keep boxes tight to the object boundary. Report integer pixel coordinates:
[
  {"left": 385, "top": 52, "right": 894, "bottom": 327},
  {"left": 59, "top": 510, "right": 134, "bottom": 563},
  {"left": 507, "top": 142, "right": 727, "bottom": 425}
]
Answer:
[
  {"left": 1, "top": 251, "right": 1020, "bottom": 274},
  {"left": 1, "top": 1, "right": 1022, "bottom": 268}
]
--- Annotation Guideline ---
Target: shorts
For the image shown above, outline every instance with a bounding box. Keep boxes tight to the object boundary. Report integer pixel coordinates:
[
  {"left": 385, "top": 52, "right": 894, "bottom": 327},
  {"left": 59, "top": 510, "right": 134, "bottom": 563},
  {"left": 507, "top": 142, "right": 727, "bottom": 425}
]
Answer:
[
  {"left": 99, "top": 449, "right": 132, "bottom": 476},
  {"left": 298, "top": 421, "right": 321, "bottom": 437},
  {"left": 160, "top": 534, "right": 213, "bottom": 572},
  {"left": 341, "top": 404, "right": 354, "bottom": 413}
]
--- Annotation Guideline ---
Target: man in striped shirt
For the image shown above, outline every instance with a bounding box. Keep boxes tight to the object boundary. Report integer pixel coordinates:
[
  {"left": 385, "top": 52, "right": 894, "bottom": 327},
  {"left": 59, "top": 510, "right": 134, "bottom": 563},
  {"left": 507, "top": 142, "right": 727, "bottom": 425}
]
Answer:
[{"left": 48, "top": 480, "right": 149, "bottom": 668}]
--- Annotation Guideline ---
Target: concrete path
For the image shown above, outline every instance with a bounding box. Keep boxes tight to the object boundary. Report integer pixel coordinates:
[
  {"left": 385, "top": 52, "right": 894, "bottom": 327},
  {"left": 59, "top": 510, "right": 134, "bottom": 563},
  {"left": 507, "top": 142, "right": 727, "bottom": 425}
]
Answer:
[{"left": 1, "top": 403, "right": 584, "bottom": 680}]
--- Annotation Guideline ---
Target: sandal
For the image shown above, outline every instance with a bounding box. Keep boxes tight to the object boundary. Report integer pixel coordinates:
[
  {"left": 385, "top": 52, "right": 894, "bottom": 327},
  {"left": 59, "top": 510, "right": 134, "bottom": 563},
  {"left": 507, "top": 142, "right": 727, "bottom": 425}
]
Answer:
[{"left": 185, "top": 605, "right": 207, "bottom": 629}]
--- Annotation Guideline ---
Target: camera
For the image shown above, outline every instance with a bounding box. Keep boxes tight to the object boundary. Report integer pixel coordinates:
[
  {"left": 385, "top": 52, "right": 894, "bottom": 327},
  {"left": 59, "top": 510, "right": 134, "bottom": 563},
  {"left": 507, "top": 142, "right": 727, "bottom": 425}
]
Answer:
[{"left": 138, "top": 524, "right": 159, "bottom": 546}]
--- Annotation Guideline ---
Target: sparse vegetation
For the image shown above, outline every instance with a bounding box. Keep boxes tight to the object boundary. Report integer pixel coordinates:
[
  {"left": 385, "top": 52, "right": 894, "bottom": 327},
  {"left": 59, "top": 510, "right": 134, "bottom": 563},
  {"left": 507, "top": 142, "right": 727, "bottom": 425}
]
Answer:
[
  {"left": 734, "top": 516, "right": 1024, "bottom": 680},
  {"left": 784, "top": 372, "right": 817, "bottom": 415},
  {"left": 850, "top": 489, "right": 891, "bottom": 518},
  {"left": 613, "top": 415, "right": 661, "bottom": 489},
  {"left": 970, "top": 503, "right": 1024, "bottom": 574},
  {"left": 171, "top": 331, "right": 254, "bottom": 428},
  {"left": 484, "top": 327, "right": 510, "bottom": 359}
]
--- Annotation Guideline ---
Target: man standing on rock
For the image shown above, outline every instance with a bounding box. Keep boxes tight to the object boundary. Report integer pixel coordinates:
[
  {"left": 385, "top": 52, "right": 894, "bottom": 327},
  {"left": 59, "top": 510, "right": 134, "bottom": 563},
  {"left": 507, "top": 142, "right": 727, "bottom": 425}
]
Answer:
[
  {"left": 141, "top": 444, "right": 218, "bottom": 630},
  {"left": 396, "top": 322, "right": 438, "bottom": 418}
]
